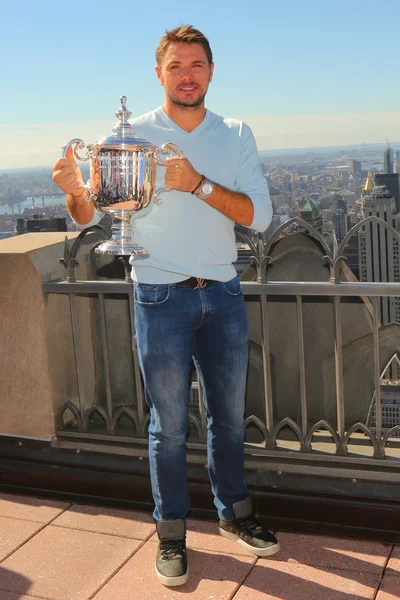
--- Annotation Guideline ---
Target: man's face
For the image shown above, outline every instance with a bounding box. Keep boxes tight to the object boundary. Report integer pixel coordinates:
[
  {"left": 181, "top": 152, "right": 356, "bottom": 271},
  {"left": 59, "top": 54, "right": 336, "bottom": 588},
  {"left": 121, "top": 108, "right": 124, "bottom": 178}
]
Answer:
[{"left": 156, "top": 42, "right": 214, "bottom": 109}]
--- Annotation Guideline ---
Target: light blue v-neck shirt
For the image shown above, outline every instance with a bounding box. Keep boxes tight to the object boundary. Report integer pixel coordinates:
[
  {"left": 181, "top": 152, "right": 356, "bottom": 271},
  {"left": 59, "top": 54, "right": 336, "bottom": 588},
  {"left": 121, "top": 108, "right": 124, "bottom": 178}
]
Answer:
[{"left": 82, "top": 106, "right": 272, "bottom": 284}]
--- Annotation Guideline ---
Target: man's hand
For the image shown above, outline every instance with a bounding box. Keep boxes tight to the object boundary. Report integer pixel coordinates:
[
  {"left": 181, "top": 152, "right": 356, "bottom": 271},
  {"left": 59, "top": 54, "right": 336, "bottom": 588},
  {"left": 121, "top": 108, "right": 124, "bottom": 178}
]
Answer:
[
  {"left": 52, "top": 146, "right": 87, "bottom": 198},
  {"left": 52, "top": 145, "right": 95, "bottom": 225},
  {"left": 165, "top": 156, "right": 202, "bottom": 193}
]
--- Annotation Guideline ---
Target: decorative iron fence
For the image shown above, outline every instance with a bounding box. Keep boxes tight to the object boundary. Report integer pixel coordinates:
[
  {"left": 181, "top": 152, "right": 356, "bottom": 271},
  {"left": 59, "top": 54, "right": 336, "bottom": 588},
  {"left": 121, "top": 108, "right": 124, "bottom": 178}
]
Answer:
[{"left": 42, "top": 217, "right": 400, "bottom": 480}]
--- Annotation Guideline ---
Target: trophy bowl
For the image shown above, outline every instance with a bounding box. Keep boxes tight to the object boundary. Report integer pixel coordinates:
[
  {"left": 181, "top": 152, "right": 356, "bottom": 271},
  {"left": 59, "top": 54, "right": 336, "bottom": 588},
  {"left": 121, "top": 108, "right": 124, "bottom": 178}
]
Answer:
[{"left": 62, "top": 96, "right": 182, "bottom": 256}]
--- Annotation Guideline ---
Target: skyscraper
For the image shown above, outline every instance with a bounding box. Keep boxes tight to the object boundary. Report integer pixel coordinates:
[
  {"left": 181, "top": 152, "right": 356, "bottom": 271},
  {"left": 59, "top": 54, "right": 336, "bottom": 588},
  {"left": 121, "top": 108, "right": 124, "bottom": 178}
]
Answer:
[
  {"left": 384, "top": 143, "right": 394, "bottom": 174},
  {"left": 359, "top": 174, "right": 400, "bottom": 323},
  {"left": 375, "top": 173, "right": 400, "bottom": 213},
  {"left": 345, "top": 235, "right": 360, "bottom": 280},
  {"left": 332, "top": 194, "right": 348, "bottom": 243},
  {"left": 300, "top": 199, "right": 323, "bottom": 234},
  {"left": 349, "top": 159, "right": 362, "bottom": 177},
  {"left": 395, "top": 151, "right": 400, "bottom": 174}
]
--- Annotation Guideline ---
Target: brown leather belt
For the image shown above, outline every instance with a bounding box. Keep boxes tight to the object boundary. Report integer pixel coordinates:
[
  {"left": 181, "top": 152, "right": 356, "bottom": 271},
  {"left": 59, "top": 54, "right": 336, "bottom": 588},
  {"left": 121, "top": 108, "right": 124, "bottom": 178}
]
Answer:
[{"left": 176, "top": 277, "right": 216, "bottom": 289}]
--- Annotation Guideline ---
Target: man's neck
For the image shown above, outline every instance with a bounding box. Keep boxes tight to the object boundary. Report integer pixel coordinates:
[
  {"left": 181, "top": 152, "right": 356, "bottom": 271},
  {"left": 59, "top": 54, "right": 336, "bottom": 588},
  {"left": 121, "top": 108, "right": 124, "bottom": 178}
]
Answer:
[{"left": 162, "top": 100, "right": 207, "bottom": 133}]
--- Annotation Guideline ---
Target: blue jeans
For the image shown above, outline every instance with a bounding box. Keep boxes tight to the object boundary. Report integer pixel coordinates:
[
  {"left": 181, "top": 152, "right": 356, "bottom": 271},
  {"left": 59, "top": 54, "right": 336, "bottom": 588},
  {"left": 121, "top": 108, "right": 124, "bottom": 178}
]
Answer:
[{"left": 133, "top": 276, "right": 249, "bottom": 521}]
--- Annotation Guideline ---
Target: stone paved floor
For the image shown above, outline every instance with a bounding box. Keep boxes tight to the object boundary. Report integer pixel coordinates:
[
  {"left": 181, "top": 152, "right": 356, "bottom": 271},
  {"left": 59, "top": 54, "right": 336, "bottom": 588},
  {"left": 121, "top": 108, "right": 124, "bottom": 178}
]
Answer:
[{"left": 0, "top": 492, "right": 398, "bottom": 600}]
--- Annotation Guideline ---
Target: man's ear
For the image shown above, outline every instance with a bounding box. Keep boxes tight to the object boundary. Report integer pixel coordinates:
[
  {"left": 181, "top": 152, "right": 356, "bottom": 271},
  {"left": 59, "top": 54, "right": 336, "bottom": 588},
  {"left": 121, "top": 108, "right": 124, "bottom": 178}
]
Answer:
[
  {"left": 209, "top": 62, "right": 215, "bottom": 84},
  {"left": 155, "top": 65, "right": 163, "bottom": 86}
]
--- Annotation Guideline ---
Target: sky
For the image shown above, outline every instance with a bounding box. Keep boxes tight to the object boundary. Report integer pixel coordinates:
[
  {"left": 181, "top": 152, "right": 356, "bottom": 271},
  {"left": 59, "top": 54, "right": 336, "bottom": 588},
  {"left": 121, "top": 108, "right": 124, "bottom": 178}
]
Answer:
[{"left": 1, "top": 0, "right": 400, "bottom": 169}]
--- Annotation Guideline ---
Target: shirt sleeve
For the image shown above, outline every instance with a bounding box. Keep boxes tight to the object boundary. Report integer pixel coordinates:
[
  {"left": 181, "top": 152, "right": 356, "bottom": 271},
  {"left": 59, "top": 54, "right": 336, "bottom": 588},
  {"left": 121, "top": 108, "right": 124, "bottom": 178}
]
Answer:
[
  {"left": 236, "top": 123, "right": 272, "bottom": 233},
  {"left": 71, "top": 206, "right": 104, "bottom": 230}
]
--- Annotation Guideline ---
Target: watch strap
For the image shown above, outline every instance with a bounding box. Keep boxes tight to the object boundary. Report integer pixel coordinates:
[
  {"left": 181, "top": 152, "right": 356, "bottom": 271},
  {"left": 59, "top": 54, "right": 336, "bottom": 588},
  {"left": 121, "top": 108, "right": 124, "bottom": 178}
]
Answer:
[{"left": 191, "top": 175, "right": 205, "bottom": 195}]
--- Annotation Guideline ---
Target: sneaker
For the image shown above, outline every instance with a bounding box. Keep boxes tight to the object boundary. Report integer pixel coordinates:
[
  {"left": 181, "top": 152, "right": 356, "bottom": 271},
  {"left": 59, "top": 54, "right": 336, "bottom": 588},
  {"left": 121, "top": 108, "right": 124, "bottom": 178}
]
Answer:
[
  {"left": 219, "top": 497, "right": 280, "bottom": 557},
  {"left": 155, "top": 519, "right": 189, "bottom": 587}
]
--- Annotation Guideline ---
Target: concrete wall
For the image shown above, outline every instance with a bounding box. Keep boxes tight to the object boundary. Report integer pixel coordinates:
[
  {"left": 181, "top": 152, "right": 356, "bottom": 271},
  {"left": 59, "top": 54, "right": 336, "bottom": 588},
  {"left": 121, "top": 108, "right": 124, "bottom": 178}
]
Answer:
[{"left": 0, "top": 232, "right": 97, "bottom": 438}]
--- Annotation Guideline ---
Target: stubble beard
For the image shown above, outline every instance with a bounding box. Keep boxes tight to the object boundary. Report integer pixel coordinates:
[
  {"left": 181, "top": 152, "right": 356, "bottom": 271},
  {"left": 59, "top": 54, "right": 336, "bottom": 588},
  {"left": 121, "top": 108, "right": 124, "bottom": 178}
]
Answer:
[{"left": 168, "top": 90, "right": 207, "bottom": 110}]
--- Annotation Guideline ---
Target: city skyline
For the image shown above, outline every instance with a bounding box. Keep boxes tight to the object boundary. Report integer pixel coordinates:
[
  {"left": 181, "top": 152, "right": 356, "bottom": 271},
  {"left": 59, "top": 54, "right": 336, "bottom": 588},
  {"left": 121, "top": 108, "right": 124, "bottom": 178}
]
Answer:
[{"left": 2, "top": 0, "right": 400, "bottom": 168}]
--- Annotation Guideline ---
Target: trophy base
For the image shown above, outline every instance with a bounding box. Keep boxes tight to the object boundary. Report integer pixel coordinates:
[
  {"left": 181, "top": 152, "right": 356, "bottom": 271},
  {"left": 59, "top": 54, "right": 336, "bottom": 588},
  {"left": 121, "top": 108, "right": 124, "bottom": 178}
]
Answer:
[
  {"left": 94, "top": 213, "right": 149, "bottom": 257},
  {"left": 95, "top": 240, "right": 149, "bottom": 257}
]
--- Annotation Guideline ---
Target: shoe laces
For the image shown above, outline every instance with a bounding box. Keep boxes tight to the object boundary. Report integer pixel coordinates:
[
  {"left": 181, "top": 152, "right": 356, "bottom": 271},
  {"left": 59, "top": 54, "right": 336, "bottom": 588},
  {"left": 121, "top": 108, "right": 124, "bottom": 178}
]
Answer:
[
  {"left": 237, "top": 515, "right": 263, "bottom": 536},
  {"left": 160, "top": 538, "right": 186, "bottom": 560}
]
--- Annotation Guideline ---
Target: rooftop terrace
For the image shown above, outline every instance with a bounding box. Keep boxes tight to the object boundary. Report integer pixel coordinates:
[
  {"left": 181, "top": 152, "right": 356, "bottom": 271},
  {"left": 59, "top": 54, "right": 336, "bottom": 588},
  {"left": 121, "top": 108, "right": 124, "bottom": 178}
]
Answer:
[{"left": 0, "top": 491, "right": 398, "bottom": 600}]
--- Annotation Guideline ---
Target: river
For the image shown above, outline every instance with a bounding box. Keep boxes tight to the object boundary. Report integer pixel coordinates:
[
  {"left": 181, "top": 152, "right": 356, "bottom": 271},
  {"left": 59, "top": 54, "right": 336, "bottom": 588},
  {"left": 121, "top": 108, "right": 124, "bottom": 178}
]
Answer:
[{"left": 0, "top": 196, "right": 64, "bottom": 215}]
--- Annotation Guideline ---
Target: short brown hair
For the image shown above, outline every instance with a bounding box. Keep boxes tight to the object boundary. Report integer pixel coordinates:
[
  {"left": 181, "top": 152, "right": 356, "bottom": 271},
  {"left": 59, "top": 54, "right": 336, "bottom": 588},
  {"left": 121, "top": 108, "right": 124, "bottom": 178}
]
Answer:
[{"left": 156, "top": 25, "right": 213, "bottom": 66}]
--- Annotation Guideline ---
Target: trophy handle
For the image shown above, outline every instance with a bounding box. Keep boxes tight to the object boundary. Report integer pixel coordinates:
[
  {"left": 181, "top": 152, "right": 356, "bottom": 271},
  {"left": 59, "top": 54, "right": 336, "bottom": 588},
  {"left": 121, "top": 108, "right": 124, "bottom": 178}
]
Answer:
[
  {"left": 61, "top": 138, "right": 92, "bottom": 203},
  {"left": 153, "top": 143, "right": 183, "bottom": 205},
  {"left": 62, "top": 138, "right": 91, "bottom": 162}
]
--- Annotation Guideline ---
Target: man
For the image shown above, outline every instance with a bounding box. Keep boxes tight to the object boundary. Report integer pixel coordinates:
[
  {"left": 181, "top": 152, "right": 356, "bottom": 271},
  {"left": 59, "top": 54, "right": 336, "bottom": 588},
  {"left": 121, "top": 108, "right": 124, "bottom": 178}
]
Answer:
[{"left": 52, "top": 25, "right": 279, "bottom": 587}]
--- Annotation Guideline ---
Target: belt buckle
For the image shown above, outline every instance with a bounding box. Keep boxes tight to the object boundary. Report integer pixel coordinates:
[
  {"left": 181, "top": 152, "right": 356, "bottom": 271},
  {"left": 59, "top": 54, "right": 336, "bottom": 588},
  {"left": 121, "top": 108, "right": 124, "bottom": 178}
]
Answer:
[{"left": 194, "top": 278, "right": 207, "bottom": 289}]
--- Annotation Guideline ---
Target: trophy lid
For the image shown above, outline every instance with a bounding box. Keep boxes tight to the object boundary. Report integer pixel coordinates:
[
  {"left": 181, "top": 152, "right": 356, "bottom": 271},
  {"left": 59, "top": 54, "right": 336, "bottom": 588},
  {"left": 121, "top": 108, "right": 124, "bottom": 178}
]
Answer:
[{"left": 89, "top": 96, "right": 154, "bottom": 150}]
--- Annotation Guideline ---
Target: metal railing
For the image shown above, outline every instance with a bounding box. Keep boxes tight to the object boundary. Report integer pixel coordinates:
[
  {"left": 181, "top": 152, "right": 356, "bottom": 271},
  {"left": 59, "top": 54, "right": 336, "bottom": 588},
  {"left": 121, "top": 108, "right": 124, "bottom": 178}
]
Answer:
[{"left": 42, "top": 217, "right": 400, "bottom": 481}]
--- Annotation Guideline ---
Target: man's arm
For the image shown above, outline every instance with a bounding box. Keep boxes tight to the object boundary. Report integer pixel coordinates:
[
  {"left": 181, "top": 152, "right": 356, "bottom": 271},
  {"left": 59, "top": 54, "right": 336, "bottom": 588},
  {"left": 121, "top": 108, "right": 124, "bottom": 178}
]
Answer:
[
  {"left": 165, "top": 156, "right": 254, "bottom": 226},
  {"left": 195, "top": 183, "right": 254, "bottom": 227},
  {"left": 233, "top": 123, "right": 272, "bottom": 232},
  {"left": 65, "top": 192, "right": 96, "bottom": 225},
  {"left": 165, "top": 124, "right": 272, "bottom": 232}
]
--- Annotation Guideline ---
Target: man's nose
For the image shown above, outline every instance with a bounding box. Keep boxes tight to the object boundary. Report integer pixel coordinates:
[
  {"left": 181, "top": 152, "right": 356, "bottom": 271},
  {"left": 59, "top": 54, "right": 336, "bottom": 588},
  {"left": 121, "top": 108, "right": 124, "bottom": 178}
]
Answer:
[{"left": 180, "top": 68, "right": 195, "bottom": 80}]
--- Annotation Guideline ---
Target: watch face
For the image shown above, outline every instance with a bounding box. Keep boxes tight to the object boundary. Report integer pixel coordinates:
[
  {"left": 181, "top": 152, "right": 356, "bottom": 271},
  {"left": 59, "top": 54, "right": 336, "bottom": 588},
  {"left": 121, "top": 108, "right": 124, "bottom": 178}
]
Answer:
[{"left": 201, "top": 182, "right": 214, "bottom": 196}]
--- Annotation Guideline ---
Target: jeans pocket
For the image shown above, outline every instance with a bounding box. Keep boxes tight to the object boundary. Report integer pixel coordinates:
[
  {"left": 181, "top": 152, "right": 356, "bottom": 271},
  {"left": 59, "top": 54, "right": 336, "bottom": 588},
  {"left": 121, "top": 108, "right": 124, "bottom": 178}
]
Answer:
[
  {"left": 222, "top": 276, "right": 243, "bottom": 296},
  {"left": 134, "top": 283, "right": 170, "bottom": 306}
]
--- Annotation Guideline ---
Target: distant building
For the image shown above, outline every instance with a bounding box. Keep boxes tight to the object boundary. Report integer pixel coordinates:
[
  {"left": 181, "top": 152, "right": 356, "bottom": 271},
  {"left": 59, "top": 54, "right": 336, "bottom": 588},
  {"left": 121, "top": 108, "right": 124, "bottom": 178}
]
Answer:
[
  {"left": 345, "top": 235, "right": 360, "bottom": 280},
  {"left": 371, "top": 380, "right": 400, "bottom": 437},
  {"left": 300, "top": 199, "right": 323, "bottom": 234},
  {"left": 332, "top": 194, "right": 348, "bottom": 243},
  {"left": 375, "top": 173, "right": 400, "bottom": 213},
  {"left": 364, "top": 171, "right": 375, "bottom": 193},
  {"left": 234, "top": 245, "right": 254, "bottom": 276},
  {"left": 342, "top": 191, "right": 356, "bottom": 206},
  {"left": 348, "top": 180, "right": 363, "bottom": 200},
  {"left": 349, "top": 159, "right": 362, "bottom": 177},
  {"left": 16, "top": 215, "right": 67, "bottom": 235},
  {"left": 319, "top": 194, "right": 336, "bottom": 210},
  {"left": 359, "top": 174, "right": 400, "bottom": 323},
  {"left": 259, "top": 215, "right": 282, "bottom": 242},
  {"left": 384, "top": 146, "right": 394, "bottom": 174}
]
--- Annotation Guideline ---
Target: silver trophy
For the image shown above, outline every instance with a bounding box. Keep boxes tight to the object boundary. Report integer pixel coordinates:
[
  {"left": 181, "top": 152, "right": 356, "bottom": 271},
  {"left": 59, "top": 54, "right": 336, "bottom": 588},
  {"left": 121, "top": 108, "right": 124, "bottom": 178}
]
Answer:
[{"left": 62, "top": 96, "right": 182, "bottom": 256}]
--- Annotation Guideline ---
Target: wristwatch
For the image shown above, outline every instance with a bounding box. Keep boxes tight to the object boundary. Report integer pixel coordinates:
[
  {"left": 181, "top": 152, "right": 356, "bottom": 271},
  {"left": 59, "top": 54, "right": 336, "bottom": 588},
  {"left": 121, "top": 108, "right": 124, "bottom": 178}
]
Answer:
[{"left": 197, "top": 177, "right": 215, "bottom": 201}]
